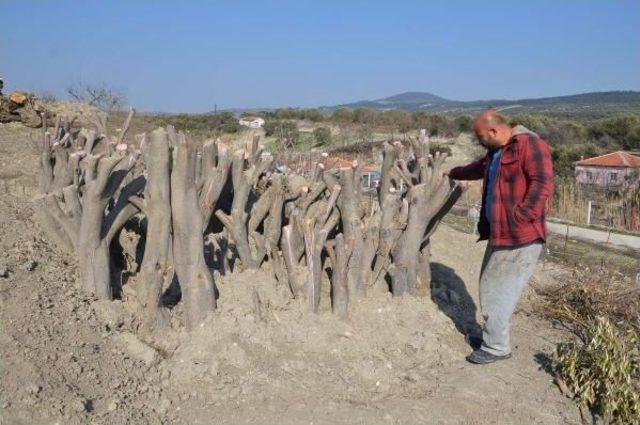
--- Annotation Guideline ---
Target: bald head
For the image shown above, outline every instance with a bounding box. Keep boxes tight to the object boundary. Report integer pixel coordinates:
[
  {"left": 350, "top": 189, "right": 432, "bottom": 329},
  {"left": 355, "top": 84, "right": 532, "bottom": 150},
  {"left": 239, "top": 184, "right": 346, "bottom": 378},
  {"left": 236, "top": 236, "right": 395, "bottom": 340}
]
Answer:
[
  {"left": 474, "top": 109, "right": 506, "bottom": 128},
  {"left": 473, "top": 109, "right": 513, "bottom": 150}
]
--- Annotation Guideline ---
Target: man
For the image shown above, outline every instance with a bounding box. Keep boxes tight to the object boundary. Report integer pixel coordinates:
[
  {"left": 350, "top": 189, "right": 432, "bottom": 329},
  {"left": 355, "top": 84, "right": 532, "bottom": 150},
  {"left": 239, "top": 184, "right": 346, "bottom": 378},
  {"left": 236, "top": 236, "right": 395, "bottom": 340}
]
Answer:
[{"left": 448, "top": 110, "right": 554, "bottom": 365}]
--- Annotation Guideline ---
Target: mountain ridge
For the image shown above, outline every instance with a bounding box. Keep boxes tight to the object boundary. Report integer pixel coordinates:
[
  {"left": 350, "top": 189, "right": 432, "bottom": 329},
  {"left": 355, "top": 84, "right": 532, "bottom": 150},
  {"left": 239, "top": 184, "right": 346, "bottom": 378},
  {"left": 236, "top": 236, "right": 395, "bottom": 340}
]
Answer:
[{"left": 325, "top": 90, "right": 640, "bottom": 114}]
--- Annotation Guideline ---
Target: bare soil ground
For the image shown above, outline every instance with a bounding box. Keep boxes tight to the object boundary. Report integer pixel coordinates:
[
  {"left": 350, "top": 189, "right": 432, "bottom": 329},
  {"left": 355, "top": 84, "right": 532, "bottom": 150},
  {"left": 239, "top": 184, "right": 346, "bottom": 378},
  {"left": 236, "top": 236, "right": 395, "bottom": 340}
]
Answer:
[{"left": 0, "top": 122, "right": 580, "bottom": 424}]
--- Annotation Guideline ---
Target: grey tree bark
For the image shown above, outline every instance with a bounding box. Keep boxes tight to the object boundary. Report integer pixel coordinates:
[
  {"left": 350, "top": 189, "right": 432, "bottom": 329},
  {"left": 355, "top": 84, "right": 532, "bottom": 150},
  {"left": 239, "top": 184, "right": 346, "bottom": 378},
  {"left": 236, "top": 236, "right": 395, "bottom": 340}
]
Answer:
[
  {"left": 391, "top": 152, "right": 461, "bottom": 296},
  {"left": 301, "top": 185, "right": 340, "bottom": 313},
  {"left": 327, "top": 233, "right": 350, "bottom": 319},
  {"left": 216, "top": 136, "right": 273, "bottom": 269},
  {"left": 324, "top": 165, "right": 366, "bottom": 300},
  {"left": 36, "top": 114, "right": 141, "bottom": 299},
  {"left": 130, "top": 128, "right": 173, "bottom": 329},
  {"left": 171, "top": 132, "right": 216, "bottom": 329},
  {"left": 199, "top": 139, "right": 232, "bottom": 231}
]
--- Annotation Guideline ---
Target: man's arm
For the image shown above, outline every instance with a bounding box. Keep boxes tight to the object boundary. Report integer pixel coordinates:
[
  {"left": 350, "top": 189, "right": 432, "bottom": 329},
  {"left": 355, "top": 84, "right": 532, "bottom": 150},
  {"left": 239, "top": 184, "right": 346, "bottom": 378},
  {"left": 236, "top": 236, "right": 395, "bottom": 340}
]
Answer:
[
  {"left": 514, "top": 137, "right": 554, "bottom": 222},
  {"left": 448, "top": 158, "right": 487, "bottom": 181}
]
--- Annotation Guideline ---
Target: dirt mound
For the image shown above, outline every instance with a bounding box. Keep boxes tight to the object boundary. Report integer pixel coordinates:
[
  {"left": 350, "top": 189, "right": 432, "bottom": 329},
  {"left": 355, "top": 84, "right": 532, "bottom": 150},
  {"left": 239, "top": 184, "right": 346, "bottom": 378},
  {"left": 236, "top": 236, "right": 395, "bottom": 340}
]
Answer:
[
  {"left": 166, "top": 268, "right": 461, "bottom": 414},
  {"left": 0, "top": 190, "right": 579, "bottom": 424},
  {"left": 0, "top": 188, "right": 461, "bottom": 424},
  {"left": 44, "top": 101, "right": 102, "bottom": 127}
]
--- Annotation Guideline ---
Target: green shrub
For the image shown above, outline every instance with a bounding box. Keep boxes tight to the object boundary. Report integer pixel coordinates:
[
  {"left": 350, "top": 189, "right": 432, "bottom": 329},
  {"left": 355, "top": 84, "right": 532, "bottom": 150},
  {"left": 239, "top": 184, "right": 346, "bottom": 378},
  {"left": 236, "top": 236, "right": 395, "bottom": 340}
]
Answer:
[
  {"left": 551, "top": 144, "right": 599, "bottom": 178},
  {"left": 430, "top": 143, "right": 452, "bottom": 157},
  {"left": 535, "top": 270, "right": 640, "bottom": 424},
  {"left": 413, "top": 113, "right": 455, "bottom": 137},
  {"left": 454, "top": 115, "right": 473, "bottom": 133},
  {"left": 221, "top": 119, "right": 240, "bottom": 134},
  {"left": 379, "top": 110, "right": 414, "bottom": 134},
  {"left": 554, "top": 317, "right": 639, "bottom": 424},
  {"left": 509, "top": 113, "right": 587, "bottom": 146},
  {"left": 264, "top": 120, "right": 299, "bottom": 147},
  {"left": 587, "top": 115, "right": 640, "bottom": 150},
  {"left": 312, "top": 126, "right": 332, "bottom": 146},
  {"left": 157, "top": 112, "right": 240, "bottom": 135},
  {"left": 263, "top": 108, "right": 325, "bottom": 122}
]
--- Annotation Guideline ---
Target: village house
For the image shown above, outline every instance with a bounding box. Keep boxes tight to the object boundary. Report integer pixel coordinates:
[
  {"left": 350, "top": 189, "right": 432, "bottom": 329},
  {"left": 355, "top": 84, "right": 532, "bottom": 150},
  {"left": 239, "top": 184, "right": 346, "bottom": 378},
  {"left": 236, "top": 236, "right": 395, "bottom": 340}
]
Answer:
[
  {"left": 574, "top": 151, "right": 640, "bottom": 190},
  {"left": 238, "top": 115, "right": 265, "bottom": 128},
  {"left": 276, "top": 154, "right": 380, "bottom": 189},
  {"left": 324, "top": 158, "right": 380, "bottom": 189}
]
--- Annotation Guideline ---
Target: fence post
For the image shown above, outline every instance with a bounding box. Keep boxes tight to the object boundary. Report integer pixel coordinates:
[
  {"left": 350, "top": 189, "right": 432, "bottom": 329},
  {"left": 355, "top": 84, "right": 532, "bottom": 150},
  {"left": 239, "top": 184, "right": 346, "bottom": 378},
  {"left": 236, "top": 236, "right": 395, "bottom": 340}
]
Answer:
[{"left": 587, "top": 200, "right": 592, "bottom": 225}]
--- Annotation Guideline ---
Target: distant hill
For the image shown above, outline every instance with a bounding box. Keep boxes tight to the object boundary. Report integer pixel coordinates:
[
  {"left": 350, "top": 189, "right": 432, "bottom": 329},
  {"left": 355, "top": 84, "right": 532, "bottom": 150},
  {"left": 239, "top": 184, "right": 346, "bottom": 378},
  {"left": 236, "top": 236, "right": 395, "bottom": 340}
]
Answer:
[{"left": 324, "top": 90, "right": 640, "bottom": 115}]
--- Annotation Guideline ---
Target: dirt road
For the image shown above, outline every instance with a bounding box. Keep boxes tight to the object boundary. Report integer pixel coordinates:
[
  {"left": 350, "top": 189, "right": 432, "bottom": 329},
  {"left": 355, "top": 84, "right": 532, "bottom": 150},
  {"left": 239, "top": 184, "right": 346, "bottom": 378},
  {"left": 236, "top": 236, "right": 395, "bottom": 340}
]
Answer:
[{"left": 547, "top": 219, "right": 640, "bottom": 252}]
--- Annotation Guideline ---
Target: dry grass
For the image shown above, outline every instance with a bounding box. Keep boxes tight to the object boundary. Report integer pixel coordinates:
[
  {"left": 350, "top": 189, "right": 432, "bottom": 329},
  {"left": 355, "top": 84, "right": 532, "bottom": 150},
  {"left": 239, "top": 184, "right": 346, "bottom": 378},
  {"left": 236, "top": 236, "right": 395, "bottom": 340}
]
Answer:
[
  {"left": 554, "top": 180, "right": 589, "bottom": 224},
  {"left": 553, "top": 178, "right": 640, "bottom": 232},
  {"left": 534, "top": 268, "right": 639, "bottom": 338}
]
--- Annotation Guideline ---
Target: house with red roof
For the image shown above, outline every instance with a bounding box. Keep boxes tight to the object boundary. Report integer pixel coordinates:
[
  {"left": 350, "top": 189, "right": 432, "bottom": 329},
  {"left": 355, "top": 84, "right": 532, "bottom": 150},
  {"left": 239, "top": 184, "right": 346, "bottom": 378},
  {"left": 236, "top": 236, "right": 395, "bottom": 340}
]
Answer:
[
  {"left": 324, "top": 157, "right": 375, "bottom": 172},
  {"left": 324, "top": 157, "right": 380, "bottom": 188},
  {"left": 278, "top": 154, "right": 380, "bottom": 188},
  {"left": 574, "top": 151, "right": 640, "bottom": 189}
]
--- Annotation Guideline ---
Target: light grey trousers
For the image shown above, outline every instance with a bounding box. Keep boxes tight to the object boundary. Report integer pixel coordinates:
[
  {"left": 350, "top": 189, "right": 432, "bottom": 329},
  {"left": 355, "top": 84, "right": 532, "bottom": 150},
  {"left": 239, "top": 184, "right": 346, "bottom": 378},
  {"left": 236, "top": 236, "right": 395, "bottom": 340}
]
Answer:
[{"left": 479, "top": 241, "right": 542, "bottom": 356}]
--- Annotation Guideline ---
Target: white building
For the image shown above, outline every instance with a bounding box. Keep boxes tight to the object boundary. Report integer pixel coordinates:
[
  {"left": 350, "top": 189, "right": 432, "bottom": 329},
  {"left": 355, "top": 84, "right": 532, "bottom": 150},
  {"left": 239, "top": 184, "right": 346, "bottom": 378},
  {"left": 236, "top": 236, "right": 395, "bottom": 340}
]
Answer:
[{"left": 239, "top": 116, "right": 265, "bottom": 128}]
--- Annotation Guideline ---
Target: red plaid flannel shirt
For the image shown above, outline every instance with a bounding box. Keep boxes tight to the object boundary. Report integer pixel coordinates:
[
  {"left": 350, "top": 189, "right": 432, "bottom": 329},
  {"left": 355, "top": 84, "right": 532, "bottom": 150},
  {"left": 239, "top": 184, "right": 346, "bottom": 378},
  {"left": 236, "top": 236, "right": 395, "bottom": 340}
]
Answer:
[{"left": 449, "top": 132, "right": 554, "bottom": 247}]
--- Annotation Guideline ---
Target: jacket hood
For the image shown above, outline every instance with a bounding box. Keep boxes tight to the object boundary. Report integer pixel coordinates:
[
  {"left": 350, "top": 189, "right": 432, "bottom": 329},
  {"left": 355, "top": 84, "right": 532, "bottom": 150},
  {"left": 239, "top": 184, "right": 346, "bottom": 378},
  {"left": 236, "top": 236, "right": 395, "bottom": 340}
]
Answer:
[{"left": 511, "top": 125, "right": 539, "bottom": 138}]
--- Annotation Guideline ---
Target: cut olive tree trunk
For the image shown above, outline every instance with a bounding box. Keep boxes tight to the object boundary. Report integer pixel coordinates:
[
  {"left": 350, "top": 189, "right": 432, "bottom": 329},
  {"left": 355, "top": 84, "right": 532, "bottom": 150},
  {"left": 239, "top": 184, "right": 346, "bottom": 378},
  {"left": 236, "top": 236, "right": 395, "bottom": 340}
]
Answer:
[
  {"left": 77, "top": 152, "right": 140, "bottom": 299},
  {"left": 216, "top": 136, "right": 273, "bottom": 269},
  {"left": 371, "top": 189, "right": 408, "bottom": 285},
  {"left": 133, "top": 128, "right": 173, "bottom": 329},
  {"left": 302, "top": 184, "right": 340, "bottom": 313},
  {"left": 278, "top": 179, "right": 327, "bottom": 298},
  {"left": 38, "top": 150, "right": 140, "bottom": 299},
  {"left": 36, "top": 112, "right": 143, "bottom": 300},
  {"left": 378, "top": 142, "right": 398, "bottom": 206},
  {"left": 359, "top": 210, "right": 381, "bottom": 289},
  {"left": 391, "top": 152, "right": 459, "bottom": 296},
  {"left": 327, "top": 233, "right": 351, "bottom": 319},
  {"left": 280, "top": 222, "right": 307, "bottom": 298},
  {"left": 36, "top": 122, "right": 85, "bottom": 253},
  {"left": 325, "top": 164, "right": 365, "bottom": 300},
  {"left": 171, "top": 132, "right": 216, "bottom": 329},
  {"left": 199, "top": 139, "right": 232, "bottom": 232},
  {"left": 248, "top": 174, "right": 286, "bottom": 273}
]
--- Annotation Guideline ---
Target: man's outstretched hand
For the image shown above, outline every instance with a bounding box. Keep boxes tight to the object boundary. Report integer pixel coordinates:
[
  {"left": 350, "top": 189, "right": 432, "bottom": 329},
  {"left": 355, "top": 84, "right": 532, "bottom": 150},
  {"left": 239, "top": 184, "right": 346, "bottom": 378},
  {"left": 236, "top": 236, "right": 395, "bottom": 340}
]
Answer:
[
  {"left": 444, "top": 172, "right": 471, "bottom": 189},
  {"left": 457, "top": 180, "right": 471, "bottom": 189}
]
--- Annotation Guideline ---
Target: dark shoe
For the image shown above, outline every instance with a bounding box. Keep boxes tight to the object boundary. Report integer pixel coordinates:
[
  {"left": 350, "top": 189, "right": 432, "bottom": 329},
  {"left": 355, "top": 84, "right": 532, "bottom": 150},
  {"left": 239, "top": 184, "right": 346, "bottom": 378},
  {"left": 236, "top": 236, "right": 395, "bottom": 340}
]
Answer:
[
  {"left": 465, "top": 335, "right": 483, "bottom": 350},
  {"left": 466, "top": 349, "right": 512, "bottom": 364}
]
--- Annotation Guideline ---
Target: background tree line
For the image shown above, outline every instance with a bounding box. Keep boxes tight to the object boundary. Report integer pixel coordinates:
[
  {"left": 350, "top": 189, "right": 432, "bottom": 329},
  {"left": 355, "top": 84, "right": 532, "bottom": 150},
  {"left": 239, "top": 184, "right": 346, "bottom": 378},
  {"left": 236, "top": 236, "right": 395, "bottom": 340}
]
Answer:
[
  {"left": 135, "top": 105, "right": 640, "bottom": 179},
  {"left": 257, "top": 108, "right": 640, "bottom": 177}
]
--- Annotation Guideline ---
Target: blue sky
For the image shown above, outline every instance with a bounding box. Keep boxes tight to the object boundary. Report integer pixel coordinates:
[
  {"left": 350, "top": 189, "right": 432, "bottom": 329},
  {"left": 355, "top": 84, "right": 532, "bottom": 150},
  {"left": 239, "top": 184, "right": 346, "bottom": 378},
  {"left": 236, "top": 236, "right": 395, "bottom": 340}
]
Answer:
[{"left": 2, "top": 1, "right": 639, "bottom": 112}]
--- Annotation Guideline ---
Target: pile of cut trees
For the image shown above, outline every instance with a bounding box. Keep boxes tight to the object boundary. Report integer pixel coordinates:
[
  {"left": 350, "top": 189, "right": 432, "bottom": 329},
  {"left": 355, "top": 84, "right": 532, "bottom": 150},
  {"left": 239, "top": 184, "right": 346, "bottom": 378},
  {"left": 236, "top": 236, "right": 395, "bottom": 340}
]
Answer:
[
  {"left": 35, "top": 108, "right": 465, "bottom": 332},
  {"left": 0, "top": 90, "right": 46, "bottom": 128}
]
